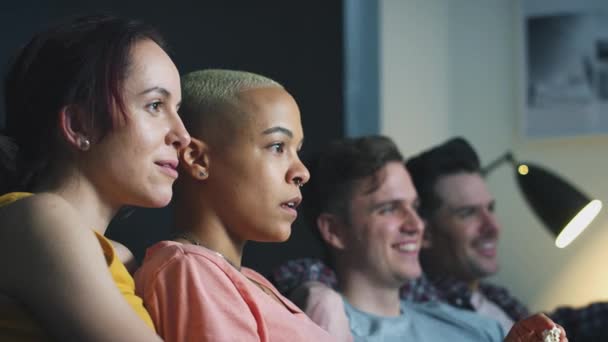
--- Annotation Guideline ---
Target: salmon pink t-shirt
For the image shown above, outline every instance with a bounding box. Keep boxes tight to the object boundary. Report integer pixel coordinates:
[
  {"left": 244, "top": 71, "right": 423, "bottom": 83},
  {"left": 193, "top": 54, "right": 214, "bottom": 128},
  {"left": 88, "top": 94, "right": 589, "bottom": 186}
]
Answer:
[{"left": 134, "top": 241, "right": 334, "bottom": 342}]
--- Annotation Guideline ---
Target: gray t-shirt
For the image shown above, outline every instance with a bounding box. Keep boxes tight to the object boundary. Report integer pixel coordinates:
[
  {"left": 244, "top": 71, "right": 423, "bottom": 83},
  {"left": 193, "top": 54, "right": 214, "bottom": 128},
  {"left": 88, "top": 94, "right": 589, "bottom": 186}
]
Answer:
[{"left": 344, "top": 299, "right": 506, "bottom": 342}]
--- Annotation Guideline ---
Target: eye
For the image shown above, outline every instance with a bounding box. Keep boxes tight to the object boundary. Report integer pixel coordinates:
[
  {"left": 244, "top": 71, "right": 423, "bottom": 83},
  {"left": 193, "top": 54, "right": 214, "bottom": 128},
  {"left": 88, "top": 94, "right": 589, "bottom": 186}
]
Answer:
[
  {"left": 147, "top": 101, "right": 163, "bottom": 113},
  {"left": 378, "top": 203, "right": 398, "bottom": 215},
  {"left": 269, "top": 142, "right": 285, "bottom": 154},
  {"left": 455, "top": 207, "right": 476, "bottom": 219}
]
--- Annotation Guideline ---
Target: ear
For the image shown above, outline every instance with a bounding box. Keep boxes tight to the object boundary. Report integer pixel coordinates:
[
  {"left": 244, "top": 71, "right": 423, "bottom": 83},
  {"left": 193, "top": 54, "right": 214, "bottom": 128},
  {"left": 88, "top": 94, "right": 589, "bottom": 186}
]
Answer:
[
  {"left": 317, "top": 213, "right": 347, "bottom": 250},
  {"left": 59, "top": 105, "right": 90, "bottom": 149},
  {"left": 179, "top": 137, "right": 210, "bottom": 180}
]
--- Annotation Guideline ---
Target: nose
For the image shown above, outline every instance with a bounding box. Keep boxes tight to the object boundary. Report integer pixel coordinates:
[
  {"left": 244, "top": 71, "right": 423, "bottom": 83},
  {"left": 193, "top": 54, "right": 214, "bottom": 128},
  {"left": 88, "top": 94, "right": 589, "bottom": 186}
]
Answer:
[
  {"left": 288, "top": 156, "right": 311, "bottom": 187},
  {"left": 166, "top": 112, "right": 191, "bottom": 149},
  {"left": 480, "top": 209, "right": 500, "bottom": 236},
  {"left": 401, "top": 206, "right": 425, "bottom": 235}
]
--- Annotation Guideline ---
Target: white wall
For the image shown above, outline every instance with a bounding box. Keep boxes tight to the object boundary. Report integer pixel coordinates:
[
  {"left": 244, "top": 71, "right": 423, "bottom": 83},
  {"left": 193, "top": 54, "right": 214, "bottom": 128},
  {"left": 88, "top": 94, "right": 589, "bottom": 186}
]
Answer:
[
  {"left": 381, "top": 0, "right": 608, "bottom": 312},
  {"left": 380, "top": 0, "right": 450, "bottom": 155}
]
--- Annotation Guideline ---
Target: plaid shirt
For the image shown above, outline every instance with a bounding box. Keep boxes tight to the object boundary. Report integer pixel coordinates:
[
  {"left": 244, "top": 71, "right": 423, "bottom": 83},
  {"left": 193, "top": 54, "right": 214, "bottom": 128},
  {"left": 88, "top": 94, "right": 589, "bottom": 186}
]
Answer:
[{"left": 271, "top": 258, "right": 608, "bottom": 342}]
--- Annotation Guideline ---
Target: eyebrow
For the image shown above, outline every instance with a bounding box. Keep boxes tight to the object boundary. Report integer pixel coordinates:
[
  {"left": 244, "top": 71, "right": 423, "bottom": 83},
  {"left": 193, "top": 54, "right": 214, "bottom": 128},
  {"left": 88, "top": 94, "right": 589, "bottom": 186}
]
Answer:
[
  {"left": 138, "top": 86, "right": 171, "bottom": 97},
  {"left": 262, "top": 126, "right": 293, "bottom": 138},
  {"left": 450, "top": 199, "right": 495, "bottom": 211}
]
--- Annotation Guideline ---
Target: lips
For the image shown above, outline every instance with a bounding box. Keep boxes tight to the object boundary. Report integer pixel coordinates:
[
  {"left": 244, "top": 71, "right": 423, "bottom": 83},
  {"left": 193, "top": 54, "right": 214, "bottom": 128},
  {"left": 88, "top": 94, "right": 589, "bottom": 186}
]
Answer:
[
  {"left": 280, "top": 196, "right": 302, "bottom": 218},
  {"left": 474, "top": 239, "right": 497, "bottom": 257},
  {"left": 392, "top": 241, "right": 419, "bottom": 254},
  {"left": 155, "top": 160, "right": 179, "bottom": 179}
]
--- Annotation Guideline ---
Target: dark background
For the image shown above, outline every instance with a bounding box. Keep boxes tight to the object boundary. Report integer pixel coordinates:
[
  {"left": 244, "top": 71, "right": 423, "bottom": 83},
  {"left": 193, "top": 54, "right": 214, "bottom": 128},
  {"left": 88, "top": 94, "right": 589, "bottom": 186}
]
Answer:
[{"left": 0, "top": 0, "right": 345, "bottom": 275}]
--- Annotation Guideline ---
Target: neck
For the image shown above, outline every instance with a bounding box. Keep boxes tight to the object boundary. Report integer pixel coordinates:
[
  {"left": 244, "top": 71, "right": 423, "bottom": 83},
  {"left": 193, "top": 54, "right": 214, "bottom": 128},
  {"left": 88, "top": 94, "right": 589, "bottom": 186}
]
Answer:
[
  {"left": 174, "top": 197, "right": 246, "bottom": 269},
  {"left": 34, "top": 170, "right": 117, "bottom": 234},
  {"left": 337, "top": 267, "right": 402, "bottom": 317}
]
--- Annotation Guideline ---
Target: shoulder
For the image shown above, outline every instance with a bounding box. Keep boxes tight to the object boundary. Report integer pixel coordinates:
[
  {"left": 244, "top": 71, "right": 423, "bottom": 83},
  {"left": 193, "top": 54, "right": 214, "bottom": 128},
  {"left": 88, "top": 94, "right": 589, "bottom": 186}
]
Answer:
[
  {"left": 242, "top": 267, "right": 272, "bottom": 286},
  {"left": 0, "top": 193, "right": 99, "bottom": 250},
  {"left": 480, "top": 281, "right": 530, "bottom": 319},
  {"left": 407, "top": 301, "right": 505, "bottom": 337},
  {"left": 1, "top": 192, "right": 73, "bottom": 225},
  {"left": 0, "top": 193, "right": 104, "bottom": 291},
  {"left": 139, "top": 241, "right": 231, "bottom": 274},
  {"left": 135, "top": 243, "right": 260, "bottom": 330},
  {"left": 291, "top": 281, "right": 348, "bottom": 330},
  {"left": 0, "top": 193, "right": 91, "bottom": 239},
  {"left": 136, "top": 242, "right": 244, "bottom": 293},
  {"left": 289, "top": 281, "right": 342, "bottom": 312}
]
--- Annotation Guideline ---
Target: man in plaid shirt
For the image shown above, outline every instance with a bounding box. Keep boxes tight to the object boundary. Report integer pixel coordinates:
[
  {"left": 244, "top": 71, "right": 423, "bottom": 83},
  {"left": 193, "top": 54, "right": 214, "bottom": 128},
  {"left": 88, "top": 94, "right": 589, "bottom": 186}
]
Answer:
[
  {"left": 406, "top": 137, "right": 607, "bottom": 341},
  {"left": 273, "top": 137, "right": 607, "bottom": 341}
]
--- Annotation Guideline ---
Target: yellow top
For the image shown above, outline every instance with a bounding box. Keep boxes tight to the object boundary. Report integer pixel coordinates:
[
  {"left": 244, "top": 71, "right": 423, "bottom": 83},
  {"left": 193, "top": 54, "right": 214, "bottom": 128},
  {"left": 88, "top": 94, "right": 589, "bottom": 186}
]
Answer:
[{"left": 0, "top": 192, "right": 155, "bottom": 340}]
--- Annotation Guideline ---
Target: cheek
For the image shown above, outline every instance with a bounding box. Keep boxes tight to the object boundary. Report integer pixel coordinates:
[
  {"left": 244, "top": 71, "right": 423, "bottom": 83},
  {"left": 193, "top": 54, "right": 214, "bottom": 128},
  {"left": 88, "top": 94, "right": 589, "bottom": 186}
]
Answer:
[
  {"left": 135, "top": 125, "right": 165, "bottom": 150},
  {"left": 365, "top": 218, "right": 396, "bottom": 245},
  {"left": 130, "top": 112, "right": 169, "bottom": 144},
  {"left": 259, "top": 163, "right": 284, "bottom": 185},
  {"left": 446, "top": 221, "right": 474, "bottom": 245},
  {"left": 455, "top": 232, "right": 475, "bottom": 253},
  {"left": 347, "top": 218, "right": 371, "bottom": 246}
]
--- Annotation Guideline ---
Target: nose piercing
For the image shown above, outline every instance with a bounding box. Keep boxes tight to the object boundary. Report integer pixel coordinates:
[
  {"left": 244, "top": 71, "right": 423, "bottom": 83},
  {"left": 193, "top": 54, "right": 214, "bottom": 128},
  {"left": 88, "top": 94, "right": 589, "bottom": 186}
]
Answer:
[{"left": 294, "top": 177, "right": 303, "bottom": 187}]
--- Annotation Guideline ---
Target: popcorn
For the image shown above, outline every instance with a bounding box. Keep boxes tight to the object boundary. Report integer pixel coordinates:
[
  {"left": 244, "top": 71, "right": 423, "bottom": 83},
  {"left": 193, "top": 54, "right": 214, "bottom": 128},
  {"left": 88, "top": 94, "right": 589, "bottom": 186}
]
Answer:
[{"left": 542, "top": 325, "right": 561, "bottom": 342}]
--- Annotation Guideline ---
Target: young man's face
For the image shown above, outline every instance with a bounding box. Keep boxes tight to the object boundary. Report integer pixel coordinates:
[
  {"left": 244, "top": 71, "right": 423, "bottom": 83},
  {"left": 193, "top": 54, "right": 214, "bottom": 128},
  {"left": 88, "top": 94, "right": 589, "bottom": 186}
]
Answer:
[
  {"left": 424, "top": 172, "right": 501, "bottom": 282},
  {"left": 342, "top": 162, "right": 425, "bottom": 288}
]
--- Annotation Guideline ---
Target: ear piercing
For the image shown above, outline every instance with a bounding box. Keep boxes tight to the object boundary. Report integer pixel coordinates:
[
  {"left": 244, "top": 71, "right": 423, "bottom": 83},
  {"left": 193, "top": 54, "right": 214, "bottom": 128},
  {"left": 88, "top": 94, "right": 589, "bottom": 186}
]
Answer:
[
  {"left": 199, "top": 170, "right": 207, "bottom": 178},
  {"left": 77, "top": 135, "right": 90, "bottom": 151}
]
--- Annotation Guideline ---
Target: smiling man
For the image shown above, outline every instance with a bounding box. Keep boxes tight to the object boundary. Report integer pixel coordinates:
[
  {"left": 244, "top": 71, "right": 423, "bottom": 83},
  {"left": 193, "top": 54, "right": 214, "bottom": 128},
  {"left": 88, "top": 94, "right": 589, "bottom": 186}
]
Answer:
[
  {"left": 273, "top": 136, "right": 569, "bottom": 341},
  {"left": 406, "top": 137, "right": 514, "bottom": 331},
  {"left": 405, "top": 137, "right": 607, "bottom": 341},
  {"left": 298, "top": 135, "right": 506, "bottom": 341}
]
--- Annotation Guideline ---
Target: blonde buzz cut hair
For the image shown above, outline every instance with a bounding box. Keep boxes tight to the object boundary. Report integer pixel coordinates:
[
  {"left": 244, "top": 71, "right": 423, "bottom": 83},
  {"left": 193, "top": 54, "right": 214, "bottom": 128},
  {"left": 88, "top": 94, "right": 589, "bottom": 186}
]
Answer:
[{"left": 179, "top": 69, "right": 283, "bottom": 141}]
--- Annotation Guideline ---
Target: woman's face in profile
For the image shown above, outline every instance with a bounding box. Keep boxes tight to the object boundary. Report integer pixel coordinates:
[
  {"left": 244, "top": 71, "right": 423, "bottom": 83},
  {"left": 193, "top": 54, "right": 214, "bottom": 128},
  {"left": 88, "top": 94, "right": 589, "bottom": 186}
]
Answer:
[
  {"left": 83, "top": 39, "right": 190, "bottom": 209},
  {"left": 205, "top": 86, "right": 309, "bottom": 243}
]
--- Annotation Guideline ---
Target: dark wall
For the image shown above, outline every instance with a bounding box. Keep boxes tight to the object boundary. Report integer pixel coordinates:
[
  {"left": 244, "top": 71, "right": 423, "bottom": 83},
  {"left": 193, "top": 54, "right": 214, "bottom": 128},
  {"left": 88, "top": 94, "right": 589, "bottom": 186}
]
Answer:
[{"left": 1, "top": 0, "right": 344, "bottom": 275}]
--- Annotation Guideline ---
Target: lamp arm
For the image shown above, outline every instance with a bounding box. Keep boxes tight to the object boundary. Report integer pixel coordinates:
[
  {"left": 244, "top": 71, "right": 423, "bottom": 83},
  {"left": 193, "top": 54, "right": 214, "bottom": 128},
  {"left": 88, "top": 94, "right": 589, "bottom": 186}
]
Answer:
[{"left": 482, "top": 151, "right": 516, "bottom": 176}]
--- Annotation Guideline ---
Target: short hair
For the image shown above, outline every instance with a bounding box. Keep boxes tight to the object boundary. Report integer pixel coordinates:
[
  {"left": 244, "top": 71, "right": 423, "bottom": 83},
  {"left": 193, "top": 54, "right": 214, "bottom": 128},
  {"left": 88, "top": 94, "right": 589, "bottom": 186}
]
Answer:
[
  {"left": 307, "top": 135, "right": 404, "bottom": 224},
  {"left": 179, "top": 69, "right": 283, "bottom": 140},
  {"left": 405, "top": 137, "right": 481, "bottom": 219},
  {"left": 2, "top": 14, "right": 166, "bottom": 193}
]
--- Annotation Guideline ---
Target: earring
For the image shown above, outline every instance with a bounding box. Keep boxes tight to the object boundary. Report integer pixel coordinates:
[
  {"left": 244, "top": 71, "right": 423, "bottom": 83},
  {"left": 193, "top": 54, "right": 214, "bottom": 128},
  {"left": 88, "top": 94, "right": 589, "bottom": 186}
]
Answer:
[
  {"left": 199, "top": 170, "right": 207, "bottom": 178},
  {"left": 78, "top": 135, "right": 90, "bottom": 151}
]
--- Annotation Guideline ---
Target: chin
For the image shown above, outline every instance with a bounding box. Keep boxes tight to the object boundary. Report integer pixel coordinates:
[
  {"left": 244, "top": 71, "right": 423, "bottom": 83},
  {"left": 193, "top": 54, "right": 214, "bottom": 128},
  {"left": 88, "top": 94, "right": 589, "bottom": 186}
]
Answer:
[
  {"left": 398, "top": 265, "right": 422, "bottom": 281},
  {"left": 142, "top": 190, "right": 173, "bottom": 208},
  {"left": 407, "top": 268, "right": 423, "bottom": 280},
  {"left": 487, "top": 265, "right": 499, "bottom": 276},
  {"left": 477, "top": 264, "right": 499, "bottom": 278},
  {"left": 265, "top": 225, "right": 292, "bottom": 242},
  {"left": 275, "top": 230, "right": 292, "bottom": 242}
]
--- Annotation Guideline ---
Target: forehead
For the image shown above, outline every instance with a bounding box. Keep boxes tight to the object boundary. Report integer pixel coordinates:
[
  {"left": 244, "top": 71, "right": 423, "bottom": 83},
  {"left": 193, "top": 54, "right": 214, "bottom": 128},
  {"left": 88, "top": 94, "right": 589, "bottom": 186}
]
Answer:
[
  {"left": 434, "top": 172, "right": 492, "bottom": 207},
  {"left": 124, "top": 39, "right": 179, "bottom": 93},
  {"left": 236, "top": 87, "right": 302, "bottom": 132},
  {"left": 352, "top": 162, "right": 416, "bottom": 204}
]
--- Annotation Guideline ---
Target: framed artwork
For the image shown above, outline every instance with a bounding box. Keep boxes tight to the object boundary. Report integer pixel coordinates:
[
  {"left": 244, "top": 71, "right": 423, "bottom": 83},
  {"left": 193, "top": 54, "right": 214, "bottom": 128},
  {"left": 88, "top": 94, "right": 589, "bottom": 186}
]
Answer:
[{"left": 523, "top": 0, "right": 608, "bottom": 138}]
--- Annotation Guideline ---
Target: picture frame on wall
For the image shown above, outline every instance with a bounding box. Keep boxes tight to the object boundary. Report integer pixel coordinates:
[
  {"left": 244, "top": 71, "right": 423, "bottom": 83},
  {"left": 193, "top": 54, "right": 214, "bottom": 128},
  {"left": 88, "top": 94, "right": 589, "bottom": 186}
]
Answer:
[{"left": 522, "top": 0, "right": 608, "bottom": 138}]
